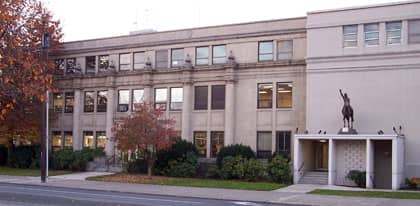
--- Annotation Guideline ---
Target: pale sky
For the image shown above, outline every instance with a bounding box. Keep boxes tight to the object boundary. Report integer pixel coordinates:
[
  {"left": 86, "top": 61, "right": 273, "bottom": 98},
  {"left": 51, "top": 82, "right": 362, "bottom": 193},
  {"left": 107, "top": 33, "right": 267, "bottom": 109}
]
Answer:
[{"left": 44, "top": 0, "right": 400, "bottom": 42}]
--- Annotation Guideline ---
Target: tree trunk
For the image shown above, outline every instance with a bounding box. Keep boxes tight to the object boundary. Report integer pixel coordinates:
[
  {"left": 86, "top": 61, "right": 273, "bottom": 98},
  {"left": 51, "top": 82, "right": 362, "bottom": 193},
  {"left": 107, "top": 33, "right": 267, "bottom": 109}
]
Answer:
[{"left": 7, "top": 138, "right": 14, "bottom": 164}]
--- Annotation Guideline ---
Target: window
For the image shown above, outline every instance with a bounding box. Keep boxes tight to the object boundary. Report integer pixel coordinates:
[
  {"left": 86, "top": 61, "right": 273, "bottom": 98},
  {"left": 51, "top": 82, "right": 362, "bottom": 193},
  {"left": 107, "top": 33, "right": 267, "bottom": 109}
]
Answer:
[
  {"left": 83, "top": 131, "right": 94, "bottom": 149},
  {"left": 408, "top": 19, "right": 420, "bottom": 44},
  {"left": 53, "top": 93, "right": 63, "bottom": 112},
  {"left": 55, "top": 59, "right": 65, "bottom": 74},
  {"left": 96, "top": 131, "right": 106, "bottom": 149},
  {"left": 257, "top": 132, "right": 272, "bottom": 158},
  {"left": 277, "top": 83, "right": 292, "bottom": 108},
  {"left": 52, "top": 131, "right": 62, "bottom": 151},
  {"left": 211, "top": 85, "right": 225, "bottom": 110},
  {"left": 66, "top": 58, "right": 76, "bottom": 74},
  {"left": 171, "top": 49, "right": 184, "bottom": 67},
  {"left": 154, "top": 88, "right": 168, "bottom": 110},
  {"left": 258, "top": 83, "right": 273, "bottom": 108},
  {"left": 134, "top": 52, "right": 145, "bottom": 70},
  {"left": 85, "top": 56, "right": 96, "bottom": 74},
  {"left": 98, "top": 55, "right": 109, "bottom": 71},
  {"left": 276, "top": 131, "right": 291, "bottom": 157},
  {"left": 64, "top": 92, "right": 74, "bottom": 113},
  {"left": 64, "top": 131, "right": 73, "bottom": 148},
  {"left": 97, "top": 91, "right": 107, "bottom": 112},
  {"left": 84, "top": 91, "right": 95, "bottom": 112},
  {"left": 132, "top": 89, "right": 144, "bottom": 111},
  {"left": 212, "top": 45, "right": 226, "bottom": 64},
  {"left": 155, "top": 50, "right": 168, "bottom": 69},
  {"left": 258, "top": 41, "right": 273, "bottom": 61},
  {"left": 343, "top": 25, "right": 358, "bottom": 47},
  {"left": 170, "top": 87, "right": 183, "bottom": 111},
  {"left": 277, "top": 40, "right": 293, "bottom": 60},
  {"left": 194, "top": 86, "right": 208, "bottom": 110},
  {"left": 119, "top": 53, "right": 131, "bottom": 71},
  {"left": 118, "top": 90, "right": 129, "bottom": 112},
  {"left": 194, "top": 131, "right": 207, "bottom": 157},
  {"left": 211, "top": 131, "right": 224, "bottom": 158},
  {"left": 364, "top": 23, "right": 379, "bottom": 46},
  {"left": 386, "top": 22, "right": 402, "bottom": 45},
  {"left": 196, "top": 46, "right": 209, "bottom": 65}
]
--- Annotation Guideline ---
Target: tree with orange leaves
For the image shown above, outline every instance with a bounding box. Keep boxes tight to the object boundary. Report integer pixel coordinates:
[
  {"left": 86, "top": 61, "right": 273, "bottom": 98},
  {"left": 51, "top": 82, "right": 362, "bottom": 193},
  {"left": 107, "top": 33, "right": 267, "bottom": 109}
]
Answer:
[{"left": 112, "top": 102, "right": 177, "bottom": 176}]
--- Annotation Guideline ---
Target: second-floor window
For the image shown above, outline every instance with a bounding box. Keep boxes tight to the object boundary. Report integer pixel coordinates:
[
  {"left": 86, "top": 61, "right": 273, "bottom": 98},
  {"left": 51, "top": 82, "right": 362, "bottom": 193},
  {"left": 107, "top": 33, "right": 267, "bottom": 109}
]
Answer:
[
  {"left": 154, "top": 88, "right": 168, "bottom": 110},
  {"left": 194, "top": 86, "right": 208, "bottom": 110},
  {"left": 343, "top": 25, "right": 358, "bottom": 48},
  {"left": 386, "top": 21, "right": 402, "bottom": 45},
  {"left": 132, "top": 89, "right": 144, "bottom": 111},
  {"left": 53, "top": 93, "right": 63, "bottom": 112},
  {"left": 258, "top": 41, "right": 273, "bottom": 61},
  {"left": 64, "top": 92, "right": 74, "bottom": 113},
  {"left": 55, "top": 59, "right": 65, "bottom": 74},
  {"left": 170, "top": 87, "right": 183, "bottom": 111},
  {"left": 171, "top": 49, "right": 184, "bottom": 67},
  {"left": 99, "top": 55, "right": 109, "bottom": 71},
  {"left": 211, "top": 85, "right": 225, "bottom": 110},
  {"left": 85, "top": 56, "right": 96, "bottom": 74},
  {"left": 258, "top": 83, "right": 272, "bottom": 108},
  {"left": 409, "top": 19, "right": 420, "bottom": 44},
  {"left": 97, "top": 91, "right": 107, "bottom": 112},
  {"left": 212, "top": 45, "right": 226, "bottom": 64},
  {"left": 277, "top": 40, "right": 293, "bottom": 60},
  {"left": 364, "top": 23, "right": 379, "bottom": 46},
  {"left": 66, "top": 58, "right": 76, "bottom": 74},
  {"left": 119, "top": 53, "right": 131, "bottom": 71},
  {"left": 118, "top": 90, "right": 129, "bottom": 112},
  {"left": 134, "top": 52, "right": 145, "bottom": 70},
  {"left": 196, "top": 46, "right": 209, "bottom": 65},
  {"left": 156, "top": 50, "right": 168, "bottom": 69},
  {"left": 84, "top": 91, "right": 95, "bottom": 112}
]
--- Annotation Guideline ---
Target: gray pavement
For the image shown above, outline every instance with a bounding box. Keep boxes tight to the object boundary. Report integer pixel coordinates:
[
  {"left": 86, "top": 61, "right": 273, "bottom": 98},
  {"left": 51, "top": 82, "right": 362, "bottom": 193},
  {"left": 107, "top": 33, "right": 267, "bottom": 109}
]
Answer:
[{"left": 1, "top": 173, "right": 420, "bottom": 206}]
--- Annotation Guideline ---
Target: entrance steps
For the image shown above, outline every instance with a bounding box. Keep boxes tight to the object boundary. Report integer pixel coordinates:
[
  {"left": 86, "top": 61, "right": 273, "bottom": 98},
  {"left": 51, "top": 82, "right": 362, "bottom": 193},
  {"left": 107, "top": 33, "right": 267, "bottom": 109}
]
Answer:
[{"left": 299, "top": 171, "right": 328, "bottom": 185}]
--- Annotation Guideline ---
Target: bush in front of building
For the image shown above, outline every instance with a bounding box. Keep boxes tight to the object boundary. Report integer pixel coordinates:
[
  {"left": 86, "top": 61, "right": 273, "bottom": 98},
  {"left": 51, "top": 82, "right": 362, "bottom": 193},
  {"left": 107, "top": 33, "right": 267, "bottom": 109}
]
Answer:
[
  {"left": 52, "top": 148, "right": 105, "bottom": 171},
  {"left": 163, "top": 152, "right": 199, "bottom": 177},
  {"left": 267, "top": 154, "right": 292, "bottom": 183},
  {"left": 0, "top": 145, "right": 7, "bottom": 166},
  {"left": 7, "top": 145, "right": 40, "bottom": 169},
  {"left": 219, "top": 156, "right": 265, "bottom": 181},
  {"left": 346, "top": 170, "right": 366, "bottom": 188},
  {"left": 405, "top": 177, "right": 419, "bottom": 189},
  {"left": 127, "top": 159, "right": 148, "bottom": 174},
  {"left": 216, "top": 144, "right": 255, "bottom": 168}
]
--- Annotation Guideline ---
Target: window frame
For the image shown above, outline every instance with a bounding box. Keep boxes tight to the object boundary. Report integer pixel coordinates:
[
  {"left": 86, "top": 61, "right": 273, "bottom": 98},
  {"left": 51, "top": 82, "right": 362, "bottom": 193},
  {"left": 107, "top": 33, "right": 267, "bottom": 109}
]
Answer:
[
  {"left": 63, "top": 131, "right": 73, "bottom": 149},
  {"left": 53, "top": 93, "right": 64, "bottom": 113},
  {"left": 343, "top": 25, "right": 358, "bottom": 48},
  {"left": 51, "top": 131, "right": 63, "bottom": 150},
  {"left": 212, "top": 45, "right": 226, "bottom": 64},
  {"left": 133, "top": 52, "right": 145, "bottom": 70},
  {"left": 386, "top": 21, "right": 402, "bottom": 45},
  {"left": 65, "top": 58, "right": 76, "bottom": 74},
  {"left": 194, "top": 131, "right": 207, "bottom": 158},
  {"left": 83, "top": 131, "right": 95, "bottom": 149},
  {"left": 154, "top": 88, "right": 168, "bottom": 110},
  {"left": 96, "top": 90, "right": 107, "bottom": 112},
  {"left": 364, "top": 23, "right": 380, "bottom": 46},
  {"left": 408, "top": 19, "right": 420, "bottom": 44},
  {"left": 211, "top": 85, "right": 225, "bottom": 110},
  {"left": 258, "top": 41, "right": 274, "bottom": 62},
  {"left": 210, "top": 131, "right": 224, "bottom": 158},
  {"left": 98, "top": 55, "right": 110, "bottom": 71},
  {"left": 257, "top": 131, "right": 272, "bottom": 159},
  {"left": 64, "top": 92, "right": 74, "bottom": 113},
  {"left": 276, "top": 131, "right": 291, "bottom": 157},
  {"left": 194, "top": 86, "right": 208, "bottom": 110},
  {"left": 277, "top": 40, "right": 293, "bottom": 60},
  {"left": 132, "top": 89, "right": 144, "bottom": 111},
  {"left": 155, "top": 50, "right": 168, "bottom": 69},
  {"left": 119, "top": 53, "right": 131, "bottom": 71},
  {"left": 196, "top": 46, "right": 209, "bottom": 65},
  {"left": 169, "top": 87, "right": 183, "bottom": 111},
  {"left": 276, "top": 82, "right": 293, "bottom": 109},
  {"left": 95, "top": 131, "right": 106, "bottom": 149},
  {"left": 171, "top": 48, "right": 184, "bottom": 67},
  {"left": 257, "top": 83, "right": 273, "bottom": 109},
  {"left": 85, "top": 56, "right": 96, "bottom": 74},
  {"left": 118, "top": 90, "right": 130, "bottom": 112},
  {"left": 55, "top": 59, "right": 65, "bottom": 74},
  {"left": 83, "top": 91, "right": 95, "bottom": 113}
]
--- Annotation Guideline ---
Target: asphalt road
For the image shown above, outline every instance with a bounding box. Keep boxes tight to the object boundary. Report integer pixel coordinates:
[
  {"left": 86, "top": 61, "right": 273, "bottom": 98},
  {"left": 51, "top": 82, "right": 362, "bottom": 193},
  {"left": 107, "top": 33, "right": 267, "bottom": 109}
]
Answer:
[{"left": 0, "top": 183, "right": 296, "bottom": 206}]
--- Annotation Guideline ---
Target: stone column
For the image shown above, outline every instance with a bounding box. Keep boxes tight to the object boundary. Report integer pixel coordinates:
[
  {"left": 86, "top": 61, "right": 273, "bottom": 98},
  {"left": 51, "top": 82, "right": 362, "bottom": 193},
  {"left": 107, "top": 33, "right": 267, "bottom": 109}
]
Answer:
[
  {"left": 143, "top": 86, "right": 152, "bottom": 103},
  {"left": 366, "top": 139, "right": 375, "bottom": 189},
  {"left": 328, "top": 138, "right": 336, "bottom": 185},
  {"left": 181, "top": 82, "right": 192, "bottom": 141},
  {"left": 293, "top": 137, "right": 303, "bottom": 184},
  {"left": 105, "top": 88, "right": 115, "bottom": 156},
  {"left": 72, "top": 89, "right": 82, "bottom": 150},
  {"left": 224, "top": 80, "right": 235, "bottom": 145}
]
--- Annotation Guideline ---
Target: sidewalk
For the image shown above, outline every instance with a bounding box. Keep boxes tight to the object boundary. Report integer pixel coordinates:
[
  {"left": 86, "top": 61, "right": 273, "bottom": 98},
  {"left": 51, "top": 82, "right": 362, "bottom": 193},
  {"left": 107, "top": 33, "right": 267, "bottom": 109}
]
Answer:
[{"left": 1, "top": 173, "right": 420, "bottom": 206}]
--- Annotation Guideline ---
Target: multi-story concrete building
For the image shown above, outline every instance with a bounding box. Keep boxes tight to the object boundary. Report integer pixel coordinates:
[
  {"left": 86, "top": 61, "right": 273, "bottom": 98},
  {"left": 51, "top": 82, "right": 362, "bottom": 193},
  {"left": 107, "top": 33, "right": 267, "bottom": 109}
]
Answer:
[{"left": 50, "top": 0, "right": 420, "bottom": 189}]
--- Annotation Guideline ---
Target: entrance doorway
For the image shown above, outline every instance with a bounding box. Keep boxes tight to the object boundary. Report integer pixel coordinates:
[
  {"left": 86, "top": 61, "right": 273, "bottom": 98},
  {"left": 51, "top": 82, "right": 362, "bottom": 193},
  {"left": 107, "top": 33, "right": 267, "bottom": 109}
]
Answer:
[
  {"left": 314, "top": 141, "right": 329, "bottom": 171},
  {"left": 374, "top": 140, "right": 392, "bottom": 189}
]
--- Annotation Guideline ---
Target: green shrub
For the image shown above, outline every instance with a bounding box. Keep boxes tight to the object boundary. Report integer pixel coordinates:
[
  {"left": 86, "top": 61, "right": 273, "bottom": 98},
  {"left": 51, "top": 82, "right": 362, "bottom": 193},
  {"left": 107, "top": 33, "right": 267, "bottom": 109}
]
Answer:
[
  {"left": 216, "top": 144, "right": 255, "bottom": 168},
  {"left": 405, "top": 178, "right": 418, "bottom": 189},
  {"left": 7, "top": 145, "right": 40, "bottom": 169},
  {"left": 347, "top": 170, "right": 366, "bottom": 188},
  {"left": 127, "top": 159, "right": 148, "bottom": 174},
  {"left": 0, "top": 145, "right": 7, "bottom": 166},
  {"left": 267, "top": 154, "right": 291, "bottom": 183},
  {"left": 163, "top": 152, "right": 199, "bottom": 177},
  {"left": 206, "top": 165, "right": 220, "bottom": 179},
  {"left": 154, "top": 139, "right": 198, "bottom": 174},
  {"left": 52, "top": 149, "right": 75, "bottom": 170},
  {"left": 243, "top": 158, "right": 266, "bottom": 181},
  {"left": 52, "top": 148, "right": 105, "bottom": 171},
  {"left": 220, "top": 156, "right": 245, "bottom": 179}
]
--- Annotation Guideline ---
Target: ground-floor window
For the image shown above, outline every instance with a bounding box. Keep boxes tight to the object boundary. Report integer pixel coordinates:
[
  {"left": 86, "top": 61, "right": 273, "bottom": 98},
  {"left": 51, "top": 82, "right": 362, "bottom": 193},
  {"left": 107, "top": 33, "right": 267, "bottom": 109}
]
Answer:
[
  {"left": 52, "top": 131, "right": 62, "bottom": 151},
  {"left": 96, "top": 131, "right": 106, "bottom": 149},
  {"left": 257, "top": 131, "right": 272, "bottom": 158},
  {"left": 83, "top": 131, "right": 95, "bottom": 149},
  {"left": 194, "top": 131, "right": 207, "bottom": 157},
  {"left": 276, "top": 131, "right": 291, "bottom": 157},
  {"left": 211, "top": 131, "right": 224, "bottom": 158},
  {"left": 63, "top": 131, "right": 73, "bottom": 149}
]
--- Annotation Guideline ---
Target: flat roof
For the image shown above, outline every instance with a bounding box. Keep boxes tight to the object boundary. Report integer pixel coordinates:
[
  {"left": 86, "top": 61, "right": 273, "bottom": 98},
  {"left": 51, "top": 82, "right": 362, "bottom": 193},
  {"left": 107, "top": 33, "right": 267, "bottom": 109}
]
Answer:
[{"left": 308, "top": 0, "right": 420, "bottom": 14}]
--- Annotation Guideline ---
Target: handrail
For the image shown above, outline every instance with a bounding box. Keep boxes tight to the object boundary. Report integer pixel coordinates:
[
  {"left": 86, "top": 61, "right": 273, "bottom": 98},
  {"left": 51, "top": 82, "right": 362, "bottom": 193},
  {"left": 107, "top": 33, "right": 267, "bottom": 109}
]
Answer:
[{"left": 298, "top": 161, "right": 305, "bottom": 172}]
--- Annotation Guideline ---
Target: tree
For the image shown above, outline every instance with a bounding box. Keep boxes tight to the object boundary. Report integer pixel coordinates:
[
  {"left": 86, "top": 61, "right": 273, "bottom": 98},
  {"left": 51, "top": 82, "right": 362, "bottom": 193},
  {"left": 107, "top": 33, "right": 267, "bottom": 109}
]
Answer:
[
  {"left": 112, "top": 102, "right": 177, "bottom": 176},
  {"left": 0, "top": 0, "right": 62, "bottom": 119}
]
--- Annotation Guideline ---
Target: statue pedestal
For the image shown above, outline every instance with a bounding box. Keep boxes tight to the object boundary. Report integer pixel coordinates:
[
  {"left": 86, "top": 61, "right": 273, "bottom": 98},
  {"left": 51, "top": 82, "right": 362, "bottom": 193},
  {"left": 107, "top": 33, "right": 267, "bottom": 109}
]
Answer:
[{"left": 338, "top": 127, "right": 358, "bottom": 134}]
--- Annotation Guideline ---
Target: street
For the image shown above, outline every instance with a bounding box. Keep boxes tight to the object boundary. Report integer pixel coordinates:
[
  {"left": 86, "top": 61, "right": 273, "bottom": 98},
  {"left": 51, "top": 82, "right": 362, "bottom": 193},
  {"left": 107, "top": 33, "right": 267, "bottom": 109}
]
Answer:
[{"left": 0, "top": 183, "right": 295, "bottom": 206}]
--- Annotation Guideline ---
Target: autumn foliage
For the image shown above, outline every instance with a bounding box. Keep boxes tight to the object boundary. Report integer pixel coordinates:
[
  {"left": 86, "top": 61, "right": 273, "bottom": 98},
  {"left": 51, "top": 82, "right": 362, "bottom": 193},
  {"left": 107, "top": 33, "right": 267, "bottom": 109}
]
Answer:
[{"left": 112, "top": 102, "right": 177, "bottom": 176}]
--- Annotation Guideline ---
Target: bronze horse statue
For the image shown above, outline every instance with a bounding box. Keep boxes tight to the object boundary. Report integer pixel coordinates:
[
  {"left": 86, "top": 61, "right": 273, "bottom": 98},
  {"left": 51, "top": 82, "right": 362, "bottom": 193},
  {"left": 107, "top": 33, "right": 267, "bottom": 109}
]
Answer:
[{"left": 340, "top": 89, "right": 354, "bottom": 128}]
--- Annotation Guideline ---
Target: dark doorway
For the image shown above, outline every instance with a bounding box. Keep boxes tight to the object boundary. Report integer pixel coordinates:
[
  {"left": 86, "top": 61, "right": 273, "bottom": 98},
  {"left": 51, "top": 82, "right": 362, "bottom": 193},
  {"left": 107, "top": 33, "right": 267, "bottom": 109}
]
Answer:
[
  {"left": 374, "top": 140, "right": 392, "bottom": 189},
  {"left": 314, "top": 141, "right": 329, "bottom": 171}
]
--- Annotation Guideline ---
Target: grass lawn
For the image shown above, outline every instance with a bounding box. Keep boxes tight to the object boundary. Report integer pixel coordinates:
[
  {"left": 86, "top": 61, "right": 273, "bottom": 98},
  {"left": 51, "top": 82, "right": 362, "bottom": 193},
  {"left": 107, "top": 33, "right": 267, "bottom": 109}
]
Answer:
[
  {"left": 0, "top": 166, "right": 72, "bottom": 177},
  {"left": 87, "top": 174, "right": 286, "bottom": 191},
  {"left": 309, "top": 189, "right": 420, "bottom": 200}
]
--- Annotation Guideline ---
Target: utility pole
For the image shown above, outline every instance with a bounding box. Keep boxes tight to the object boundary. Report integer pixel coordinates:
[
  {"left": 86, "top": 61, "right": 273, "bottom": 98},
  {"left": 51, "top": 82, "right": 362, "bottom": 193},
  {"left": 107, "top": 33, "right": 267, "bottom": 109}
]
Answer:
[{"left": 40, "top": 13, "right": 50, "bottom": 183}]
